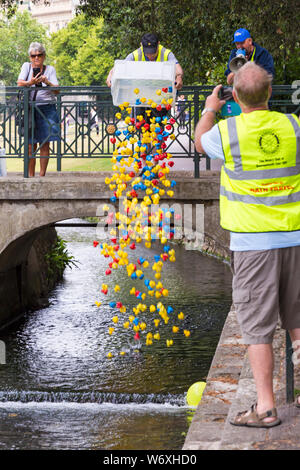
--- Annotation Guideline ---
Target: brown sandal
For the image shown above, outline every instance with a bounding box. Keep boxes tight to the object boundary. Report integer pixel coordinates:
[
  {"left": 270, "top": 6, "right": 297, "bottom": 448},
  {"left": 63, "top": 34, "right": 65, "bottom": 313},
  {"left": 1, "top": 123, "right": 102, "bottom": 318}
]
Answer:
[{"left": 230, "top": 403, "right": 281, "bottom": 428}]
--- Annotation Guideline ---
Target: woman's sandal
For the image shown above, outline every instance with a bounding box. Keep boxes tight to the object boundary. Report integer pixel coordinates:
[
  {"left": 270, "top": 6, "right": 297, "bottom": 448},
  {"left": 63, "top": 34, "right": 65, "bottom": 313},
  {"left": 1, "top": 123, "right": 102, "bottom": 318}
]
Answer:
[
  {"left": 230, "top": 403, "right": 281, "bottom": 428},
  {"left": 295, "top": 396, "right": 300, "bottom": 408}
]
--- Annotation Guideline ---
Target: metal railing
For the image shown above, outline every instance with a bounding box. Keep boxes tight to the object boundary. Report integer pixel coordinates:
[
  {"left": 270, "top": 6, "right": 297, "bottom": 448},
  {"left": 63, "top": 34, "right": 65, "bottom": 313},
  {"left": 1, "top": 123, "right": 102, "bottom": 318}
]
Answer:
[
  {"left": 286, "top": 332, "right": 295, "bottom": 403},
  {"left": 0, "top": 85, "right": 299, "bottom": 178}
]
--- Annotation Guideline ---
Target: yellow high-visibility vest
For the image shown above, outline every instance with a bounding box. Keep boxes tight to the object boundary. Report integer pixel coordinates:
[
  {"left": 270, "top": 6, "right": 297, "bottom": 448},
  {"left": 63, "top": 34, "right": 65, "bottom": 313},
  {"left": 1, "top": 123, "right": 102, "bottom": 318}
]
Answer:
[
  {"left": 132, "top": 44, "right": 171, "bottom": 62},
  {"left": 250, "top": 47, "right": 256, "bottom": 61},
  {"left": 218, "top": 110, "right": 300, "bottom": 232}
]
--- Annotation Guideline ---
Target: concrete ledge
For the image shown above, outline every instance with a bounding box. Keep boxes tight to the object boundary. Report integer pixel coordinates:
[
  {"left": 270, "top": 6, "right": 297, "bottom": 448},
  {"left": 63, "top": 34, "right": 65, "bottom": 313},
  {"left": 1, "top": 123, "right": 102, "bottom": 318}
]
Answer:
[
  {"left": 183, "top": 306, "right": 246, "bottom": 450},
  {"left": 0, "top": 172, "right": 220, "bottom": 200},
  {"left": 183, "top": 304, "right": 300, "bottom": 450}
]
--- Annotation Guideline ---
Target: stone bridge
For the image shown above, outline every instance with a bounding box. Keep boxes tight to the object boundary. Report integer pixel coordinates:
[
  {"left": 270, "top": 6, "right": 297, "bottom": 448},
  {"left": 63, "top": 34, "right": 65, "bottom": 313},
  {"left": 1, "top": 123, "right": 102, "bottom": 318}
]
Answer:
[{"left": 0, "top": 171, "right": 228, "bottom": 328}]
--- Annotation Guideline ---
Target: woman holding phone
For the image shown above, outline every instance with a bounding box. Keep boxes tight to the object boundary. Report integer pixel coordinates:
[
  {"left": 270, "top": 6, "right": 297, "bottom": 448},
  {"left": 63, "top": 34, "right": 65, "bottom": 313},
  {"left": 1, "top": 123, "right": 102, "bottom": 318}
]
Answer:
[{"left": 17, "top": 42, "right": 60, "bottom": 177}]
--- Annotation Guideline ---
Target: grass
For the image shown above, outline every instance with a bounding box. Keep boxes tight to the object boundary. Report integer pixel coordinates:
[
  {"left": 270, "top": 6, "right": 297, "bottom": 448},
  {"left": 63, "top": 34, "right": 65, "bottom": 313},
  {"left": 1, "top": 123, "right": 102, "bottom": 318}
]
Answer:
[
  {"left": 3, "top": 121, "right": 113, "bottom": 173},
  {"left": 6, "top": 156, "right": 113, "bottom": 173}
]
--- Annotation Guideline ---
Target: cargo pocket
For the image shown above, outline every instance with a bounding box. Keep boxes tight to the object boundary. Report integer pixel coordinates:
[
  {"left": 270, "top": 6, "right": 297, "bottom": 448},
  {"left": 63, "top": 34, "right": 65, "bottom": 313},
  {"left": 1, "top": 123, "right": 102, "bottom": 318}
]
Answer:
[{"left": 232, "top": 289, "right": 250, "bottom": 305}]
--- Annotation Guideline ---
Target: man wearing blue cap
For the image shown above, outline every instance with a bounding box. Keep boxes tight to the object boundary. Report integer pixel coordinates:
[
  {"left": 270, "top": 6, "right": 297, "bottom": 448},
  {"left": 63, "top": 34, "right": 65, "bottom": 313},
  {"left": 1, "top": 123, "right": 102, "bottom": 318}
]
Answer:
[{"left": 225, "top": 28, "right": 275, "bottom": 85}]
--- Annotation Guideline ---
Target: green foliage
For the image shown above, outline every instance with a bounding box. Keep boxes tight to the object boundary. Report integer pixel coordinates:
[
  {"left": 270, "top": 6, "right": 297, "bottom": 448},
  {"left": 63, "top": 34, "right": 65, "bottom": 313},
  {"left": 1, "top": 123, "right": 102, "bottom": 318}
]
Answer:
[
  {"left": 78, "top": 0, "right": 300, "bottom": 84},
  {"left": 1, "top": 0, "right": 299, "bottom": 85},
  {"left": 49, "top": 14, "right": 90, "bottom": 85},
  {"left": 45, "top": 236, "right": 78, "bottom": 280},
  {"left": 0, "top": 11, "right": 49, "bottom": 85},
  {"left": 49, "top": 14, "right": 114, "bottom": 85},
  {"left": 0, "top": 0, "right": 50, "bottom": 16}
]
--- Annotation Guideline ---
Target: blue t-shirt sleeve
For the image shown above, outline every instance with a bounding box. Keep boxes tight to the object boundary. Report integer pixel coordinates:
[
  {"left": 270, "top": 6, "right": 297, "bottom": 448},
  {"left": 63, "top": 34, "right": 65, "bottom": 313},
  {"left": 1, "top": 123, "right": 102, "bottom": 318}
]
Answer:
[
  {"left": 258, "top": 50, "right": 275, "bottom": 77},
  {"left": 200, "top": 124, "right": 224, "bottom": 160}
]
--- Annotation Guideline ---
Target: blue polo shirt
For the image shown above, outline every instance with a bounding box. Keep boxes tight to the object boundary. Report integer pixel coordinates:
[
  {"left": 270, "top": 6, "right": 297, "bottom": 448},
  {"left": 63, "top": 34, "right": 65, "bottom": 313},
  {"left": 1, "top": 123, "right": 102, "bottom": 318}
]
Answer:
[{"left": 225, "top": 42, "right": 275, "bottom": 78}]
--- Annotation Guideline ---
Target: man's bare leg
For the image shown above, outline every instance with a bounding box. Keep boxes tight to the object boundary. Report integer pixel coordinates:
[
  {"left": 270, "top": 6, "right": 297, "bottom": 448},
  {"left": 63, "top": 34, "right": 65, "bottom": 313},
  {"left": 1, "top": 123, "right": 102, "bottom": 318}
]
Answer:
[{"left": 248, "top": 343, "right": 276, "bottom": 422}]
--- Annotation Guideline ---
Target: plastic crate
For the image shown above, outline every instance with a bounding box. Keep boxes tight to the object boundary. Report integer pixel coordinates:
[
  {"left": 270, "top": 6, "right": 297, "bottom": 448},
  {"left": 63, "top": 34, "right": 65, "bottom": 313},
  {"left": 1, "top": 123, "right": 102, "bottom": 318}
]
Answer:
[{"left": 111, "top": 60, "right": 176, "bottom": 108}]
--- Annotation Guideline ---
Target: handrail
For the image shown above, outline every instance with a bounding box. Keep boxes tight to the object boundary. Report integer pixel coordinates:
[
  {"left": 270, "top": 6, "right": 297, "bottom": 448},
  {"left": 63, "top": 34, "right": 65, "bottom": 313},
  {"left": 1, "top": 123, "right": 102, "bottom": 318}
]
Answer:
[{"left": 0, "top": 85, "right": 299, "bottom": 179}]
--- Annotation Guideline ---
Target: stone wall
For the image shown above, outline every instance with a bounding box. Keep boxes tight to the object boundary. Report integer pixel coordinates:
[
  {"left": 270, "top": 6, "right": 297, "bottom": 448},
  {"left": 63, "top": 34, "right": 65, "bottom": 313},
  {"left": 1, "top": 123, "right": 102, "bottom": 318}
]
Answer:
[{"left": 0, "top": 226, "right": 60, "bottom": 330}]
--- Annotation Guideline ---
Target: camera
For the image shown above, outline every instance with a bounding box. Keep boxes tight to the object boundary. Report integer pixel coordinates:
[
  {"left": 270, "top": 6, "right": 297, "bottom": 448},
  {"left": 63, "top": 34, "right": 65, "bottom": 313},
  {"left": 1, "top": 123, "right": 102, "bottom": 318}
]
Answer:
[{"left": 219, "top": 86, "right": 233, "bottom": 102}]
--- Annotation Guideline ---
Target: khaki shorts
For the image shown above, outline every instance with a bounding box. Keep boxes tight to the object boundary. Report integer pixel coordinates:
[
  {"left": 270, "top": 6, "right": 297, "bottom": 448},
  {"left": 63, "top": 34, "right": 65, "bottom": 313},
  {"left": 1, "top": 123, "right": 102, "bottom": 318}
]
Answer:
[{"left": 232, "top": 246, "right": 300, "bottom": 344}]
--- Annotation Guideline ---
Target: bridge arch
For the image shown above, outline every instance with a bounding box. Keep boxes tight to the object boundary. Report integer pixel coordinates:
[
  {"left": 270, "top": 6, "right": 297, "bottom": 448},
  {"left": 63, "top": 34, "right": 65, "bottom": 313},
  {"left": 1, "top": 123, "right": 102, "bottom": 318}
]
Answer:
[{"left": 0, "top": 173, "right": 228, "bottom": 329}]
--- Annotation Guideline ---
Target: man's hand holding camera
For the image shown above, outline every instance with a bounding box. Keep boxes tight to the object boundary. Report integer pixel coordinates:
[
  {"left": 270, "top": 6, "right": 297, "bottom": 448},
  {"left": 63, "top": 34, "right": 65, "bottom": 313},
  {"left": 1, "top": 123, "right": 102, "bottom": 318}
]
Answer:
[
  {"left": 204, "top": 84, "right": 226, "bottom": 114},
  {"left": 195, "top": 84, "right": 226, "bottom": 154}
]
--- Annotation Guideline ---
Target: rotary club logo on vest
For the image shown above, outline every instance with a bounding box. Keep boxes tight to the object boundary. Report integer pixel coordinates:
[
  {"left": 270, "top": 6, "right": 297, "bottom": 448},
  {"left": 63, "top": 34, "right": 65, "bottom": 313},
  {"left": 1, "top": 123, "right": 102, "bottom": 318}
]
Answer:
[{"left": 257, "top": 129, "right": 281, "bottom": 155}]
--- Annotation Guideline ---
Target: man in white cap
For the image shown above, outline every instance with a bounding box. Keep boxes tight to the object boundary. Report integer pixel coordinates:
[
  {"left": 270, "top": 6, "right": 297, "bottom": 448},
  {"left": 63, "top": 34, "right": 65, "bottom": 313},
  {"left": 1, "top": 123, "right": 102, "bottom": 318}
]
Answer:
[{"left": 225, "top": 28, "right": 274, "bottom": 85}]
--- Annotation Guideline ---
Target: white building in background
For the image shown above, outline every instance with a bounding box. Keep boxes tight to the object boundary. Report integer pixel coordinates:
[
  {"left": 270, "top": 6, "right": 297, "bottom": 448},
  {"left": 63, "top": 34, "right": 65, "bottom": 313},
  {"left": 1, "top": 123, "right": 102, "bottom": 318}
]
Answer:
[{"left": 19, "top": 0, "right": 80, "bottom": 34}]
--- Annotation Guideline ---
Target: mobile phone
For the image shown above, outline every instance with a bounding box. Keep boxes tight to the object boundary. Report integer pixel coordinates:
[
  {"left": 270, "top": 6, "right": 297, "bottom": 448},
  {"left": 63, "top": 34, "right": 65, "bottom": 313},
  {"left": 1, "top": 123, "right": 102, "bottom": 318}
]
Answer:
[
  {"left": 33, "top": 68, "right": 41, "bottom": 77},
  {"left": 32, "top": 67, "right": 43, "bottom": 87},
  {"left": 219, "top": 86, "right": 233, "bottom": 102}
]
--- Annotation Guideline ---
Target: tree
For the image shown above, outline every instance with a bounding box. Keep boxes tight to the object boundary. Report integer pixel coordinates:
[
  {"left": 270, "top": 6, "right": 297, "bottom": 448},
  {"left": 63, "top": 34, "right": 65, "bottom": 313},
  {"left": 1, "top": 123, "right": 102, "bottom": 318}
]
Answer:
[
  {"left": 77, "top": 0, "right": 300, "bottom": 84},
  {"left": 49, "top": 14, "right": 91, "bottom": 85},
  {"left": 69, "top": 19, "right": 114, "bottom": 85},
  {"left": 0, "top": 0, "right": 50, "bottom": 17},
  {"left": 0, "top": 11, "right": 49, "bottom": 85},
  {"left": 49, "top": 14, "right": 114, "bottom": 85}
]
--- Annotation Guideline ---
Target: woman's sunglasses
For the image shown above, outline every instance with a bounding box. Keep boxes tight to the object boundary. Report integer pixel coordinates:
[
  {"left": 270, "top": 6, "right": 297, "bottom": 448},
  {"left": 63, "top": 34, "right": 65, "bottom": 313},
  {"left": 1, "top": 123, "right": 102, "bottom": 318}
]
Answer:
[{"left": 30, "top": 53, "right": 44, "bottom": 58}]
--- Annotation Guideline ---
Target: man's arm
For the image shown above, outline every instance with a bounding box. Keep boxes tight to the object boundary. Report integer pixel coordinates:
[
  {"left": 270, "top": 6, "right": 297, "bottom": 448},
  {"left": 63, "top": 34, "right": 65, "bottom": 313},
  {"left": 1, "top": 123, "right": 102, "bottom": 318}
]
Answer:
[
  {"left": 195, "top": 84, "right": 225, "bottom": 154},
  {"left": 106, "top": 67, "right": 114, "bottom": 87},
  {"left": 106, "top": 53, "right": 134, "bottom": 87},
  {"left": 175, "top": 63, "right": 183, "bottom": 90}
]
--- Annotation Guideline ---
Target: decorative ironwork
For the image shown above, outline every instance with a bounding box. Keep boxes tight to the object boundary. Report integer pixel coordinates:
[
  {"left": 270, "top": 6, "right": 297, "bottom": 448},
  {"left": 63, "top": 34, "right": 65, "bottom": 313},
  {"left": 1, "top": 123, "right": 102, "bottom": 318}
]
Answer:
[{"left": 0, "top": 85, "right": 299, "bottom": 178}]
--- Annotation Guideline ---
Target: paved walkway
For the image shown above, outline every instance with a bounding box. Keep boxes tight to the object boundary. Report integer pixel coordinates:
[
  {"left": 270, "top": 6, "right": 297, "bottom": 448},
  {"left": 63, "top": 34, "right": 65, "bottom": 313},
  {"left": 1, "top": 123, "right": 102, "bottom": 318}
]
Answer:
[
  {"left": 166, "top": 131, "right": 223, "bottom": 174},
  {"left": 183, "top": 307, "right": 300, "bottom": 450}
]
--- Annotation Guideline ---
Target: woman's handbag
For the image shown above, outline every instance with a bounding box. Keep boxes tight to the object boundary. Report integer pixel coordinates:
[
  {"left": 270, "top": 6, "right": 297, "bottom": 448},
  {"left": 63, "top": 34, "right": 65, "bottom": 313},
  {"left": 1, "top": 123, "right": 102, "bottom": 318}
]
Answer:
[
  {"left": 17, "top": 92, "right": 37, "bottom": 137},
  {"left": 17, "top": 63, "right": 31, "bottom": 136}
]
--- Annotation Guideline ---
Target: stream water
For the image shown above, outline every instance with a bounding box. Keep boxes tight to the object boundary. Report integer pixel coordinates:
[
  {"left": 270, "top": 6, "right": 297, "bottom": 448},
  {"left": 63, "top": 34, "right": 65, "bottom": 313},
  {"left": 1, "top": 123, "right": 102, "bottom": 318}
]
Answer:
[{"left": 0, "top": 220, "right": 232, "bottom": 450}]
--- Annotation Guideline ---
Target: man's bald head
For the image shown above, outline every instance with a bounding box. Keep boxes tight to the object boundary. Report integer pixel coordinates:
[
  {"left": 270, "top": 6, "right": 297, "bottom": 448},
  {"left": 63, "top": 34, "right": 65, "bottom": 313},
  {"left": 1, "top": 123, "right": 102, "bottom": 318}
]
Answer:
[{"left": 233, "top": 62, "right": 272, "bottom": 107}]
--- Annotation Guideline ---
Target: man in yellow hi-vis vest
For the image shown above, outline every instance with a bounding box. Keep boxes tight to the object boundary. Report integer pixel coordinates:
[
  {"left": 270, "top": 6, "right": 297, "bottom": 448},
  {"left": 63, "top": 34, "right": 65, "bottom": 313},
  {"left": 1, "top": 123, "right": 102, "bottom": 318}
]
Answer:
[
  {"left": 195, "top": 62, "right": 300, "bottom": 428},
  {"left": 106, "top": 33, "right": 183, "bottom": 88}
]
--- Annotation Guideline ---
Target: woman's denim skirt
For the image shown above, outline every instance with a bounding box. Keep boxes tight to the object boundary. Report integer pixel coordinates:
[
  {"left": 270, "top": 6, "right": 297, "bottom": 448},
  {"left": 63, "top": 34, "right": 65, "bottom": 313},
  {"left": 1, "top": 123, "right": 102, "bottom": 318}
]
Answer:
[{"left": 29, "top": 103, "right": 60, "bottom": 145}]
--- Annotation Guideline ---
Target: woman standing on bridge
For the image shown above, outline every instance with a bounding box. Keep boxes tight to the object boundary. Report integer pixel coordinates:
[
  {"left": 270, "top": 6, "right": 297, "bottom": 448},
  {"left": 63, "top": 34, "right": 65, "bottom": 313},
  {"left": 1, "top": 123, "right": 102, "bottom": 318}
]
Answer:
[{"left": 17, "top": 42, "right": 60, "bottom": 177}]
